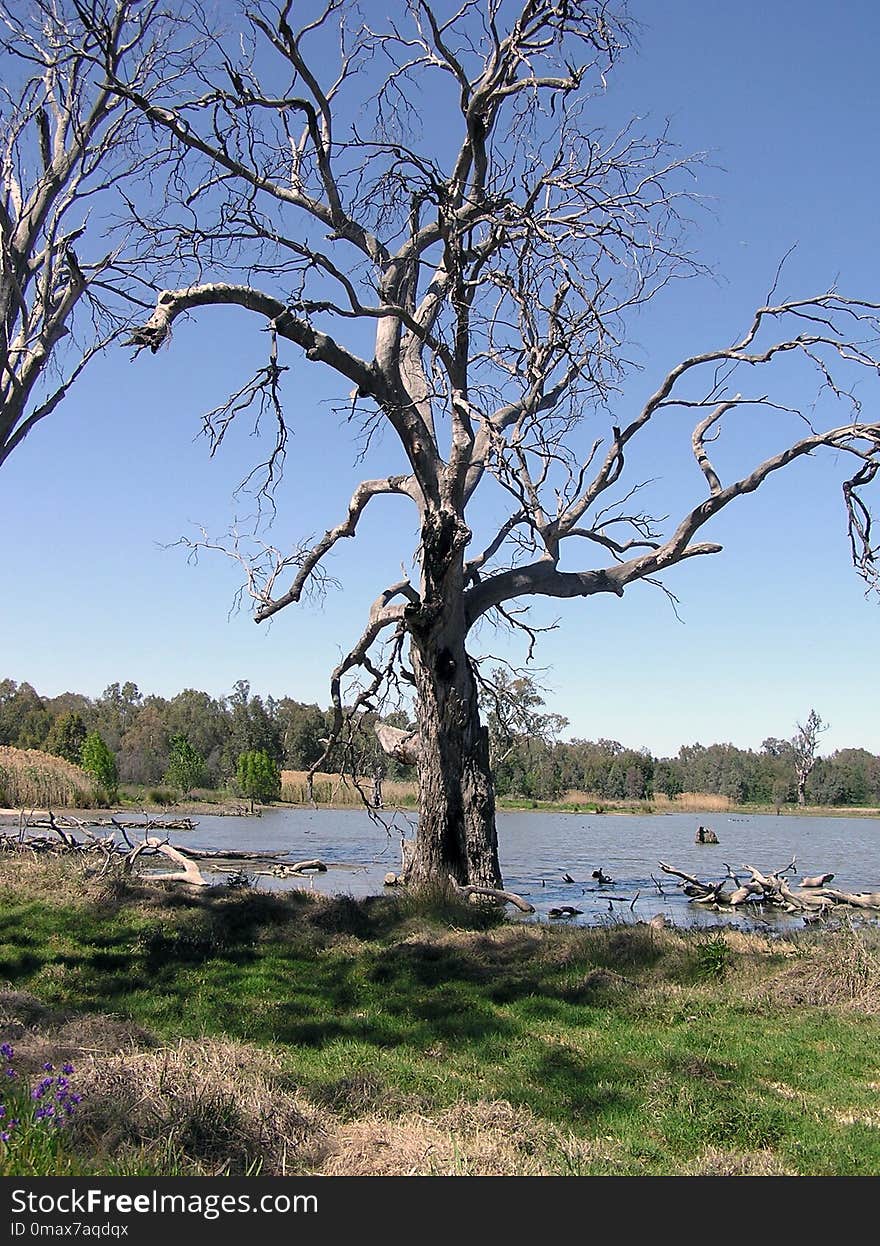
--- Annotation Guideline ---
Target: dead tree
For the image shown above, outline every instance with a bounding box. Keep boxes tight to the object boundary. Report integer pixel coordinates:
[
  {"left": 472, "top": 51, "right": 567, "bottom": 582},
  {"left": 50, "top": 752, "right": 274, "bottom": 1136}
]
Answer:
[
  {"left": 792, "top": 710, "right": 829, "bottom": 807},
  {"left": 0, "top": 0, "right": 177, "bottom": 468},
  {"left": 91, "top": 1, "right": 880, "bottom": 891}
]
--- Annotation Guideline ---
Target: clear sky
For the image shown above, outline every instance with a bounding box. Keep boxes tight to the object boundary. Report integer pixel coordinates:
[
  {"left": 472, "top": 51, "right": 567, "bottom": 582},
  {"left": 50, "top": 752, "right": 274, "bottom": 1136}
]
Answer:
[{"left": 1, "top": 0, "right": 878, "bottom": 758}]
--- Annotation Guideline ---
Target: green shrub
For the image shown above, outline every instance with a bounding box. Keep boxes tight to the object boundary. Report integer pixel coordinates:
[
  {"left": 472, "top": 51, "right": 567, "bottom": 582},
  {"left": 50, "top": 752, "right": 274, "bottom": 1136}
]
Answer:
[
  {"left": 235, "top": 750, "right": 281, "bottom": 810},
  {"left": 80, "top": 732, "right": 118, "bottom": 804}
]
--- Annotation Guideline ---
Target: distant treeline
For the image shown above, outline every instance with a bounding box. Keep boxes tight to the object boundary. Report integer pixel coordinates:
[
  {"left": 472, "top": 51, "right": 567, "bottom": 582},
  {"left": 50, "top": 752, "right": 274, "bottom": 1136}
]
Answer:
[
  {"left": 494, "top": 736, "right": 880, "bottom": 807},
  {"left": 0, "top": 677, "right": 409, "bottom": 791},
  {"left": 1, "top": 676, "right": 878, "bottom": 807}
]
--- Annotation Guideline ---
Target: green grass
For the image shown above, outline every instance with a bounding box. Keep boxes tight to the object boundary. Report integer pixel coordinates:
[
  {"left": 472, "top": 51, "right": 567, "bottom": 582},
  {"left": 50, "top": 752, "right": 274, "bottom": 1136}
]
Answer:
[{"left": 1, "top": 856, "right": 879, "bottom": 1175}]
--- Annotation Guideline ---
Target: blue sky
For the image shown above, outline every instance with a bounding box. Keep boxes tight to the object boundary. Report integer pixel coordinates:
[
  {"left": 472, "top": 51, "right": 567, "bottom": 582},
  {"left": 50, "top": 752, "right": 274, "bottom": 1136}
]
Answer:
[{"left": 1, "top": 0, "right": 878, "bottom": 758}]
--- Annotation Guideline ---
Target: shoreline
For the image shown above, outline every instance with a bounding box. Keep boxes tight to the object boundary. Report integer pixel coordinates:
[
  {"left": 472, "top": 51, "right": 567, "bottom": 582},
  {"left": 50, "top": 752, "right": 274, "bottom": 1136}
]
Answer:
[{"left": 3, "top": 800, "right": 879, "bottom": 823}]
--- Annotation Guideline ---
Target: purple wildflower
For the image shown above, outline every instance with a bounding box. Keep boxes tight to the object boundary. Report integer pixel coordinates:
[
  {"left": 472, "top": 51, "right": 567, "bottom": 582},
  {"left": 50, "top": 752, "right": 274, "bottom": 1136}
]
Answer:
[
  {"left": 0, "top": 1043, "right": 13, "bottom": 1061},
  {"left": 62, "top": 1063, "right": 74, "bottom": 1076}
]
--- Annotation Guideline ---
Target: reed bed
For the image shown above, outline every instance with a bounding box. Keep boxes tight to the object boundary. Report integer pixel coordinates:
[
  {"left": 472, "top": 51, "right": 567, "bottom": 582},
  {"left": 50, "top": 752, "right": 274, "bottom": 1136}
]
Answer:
[
  {"left": 0, "top": 746, "right": 94, "bottom": 809},
  {"left": 671, "top": 791, "right": 732, "bottom": 812},
  {"left": 280, "top": 769, "right": 418, "bottom": 807}
]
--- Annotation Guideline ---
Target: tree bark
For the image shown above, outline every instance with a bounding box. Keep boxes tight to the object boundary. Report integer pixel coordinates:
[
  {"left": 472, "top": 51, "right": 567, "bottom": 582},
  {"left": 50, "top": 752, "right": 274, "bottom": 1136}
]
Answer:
[{"left": 403, "top": 510, "right": 502, "bottom": 889}]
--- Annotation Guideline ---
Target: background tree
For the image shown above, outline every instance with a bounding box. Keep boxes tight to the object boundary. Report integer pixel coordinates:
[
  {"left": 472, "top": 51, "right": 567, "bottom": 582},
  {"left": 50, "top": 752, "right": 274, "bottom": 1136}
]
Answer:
[
  {"left": 236, "top": 748, "right": 280, "bottom": 812},
  {"left": 221, "top": 680, "right": 283, "bottom": 778},
  {"left": 117, "top": 696, "right": 168, "bottom": 784},
  {"left": 164, "top": 733, "right": 204, "bottom": 799},
  {"left": 0, "top": 679, "right": 50, "bottom": 748},
  {"left": 792, "top": 709, "right": 828, "bottom": 807},
  {"left": 80, "top": 729, "right": 117, "bottom": 803},
  {"left": 44, "top": 709, "right": 87, "bottom": 765},
  {"left": 0, "top": 0, "right": 178, "bottom": 469},
  {"left": 162, "top": 689, "right": 230, "bottom": 787},
  {"left": 98, "top": 1, "right": 880, "bottom": 889}
]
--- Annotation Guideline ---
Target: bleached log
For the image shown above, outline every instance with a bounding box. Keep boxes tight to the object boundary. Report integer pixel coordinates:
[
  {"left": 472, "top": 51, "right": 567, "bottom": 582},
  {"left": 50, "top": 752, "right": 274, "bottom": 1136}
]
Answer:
[
  {"left": 288, "top": 859, "right": 328, "bottom": 873},
  {"left": 729, "top": 881, "right": 765, "bottom": 906},
  {"left": 124, "top": 837, "right": 208, "bottom": 886},
  {"left": 742, "top": 863, "right": 779, "bottom": 890},
  {"left": 817, "top": 888, "right": 880, "bottom": 910},
  {"left": 658, "top": 862, "right": 706, "bottom": 889},
  {"left": 448, "top": 876, "right": 535, "bottom": 913}
]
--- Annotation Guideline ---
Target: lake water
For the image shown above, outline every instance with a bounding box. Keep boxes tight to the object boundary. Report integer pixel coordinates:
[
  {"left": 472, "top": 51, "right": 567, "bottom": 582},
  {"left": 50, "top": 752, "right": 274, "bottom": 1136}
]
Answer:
[{"left": 177, "top": 806, "right": 880, "bottom": 930}]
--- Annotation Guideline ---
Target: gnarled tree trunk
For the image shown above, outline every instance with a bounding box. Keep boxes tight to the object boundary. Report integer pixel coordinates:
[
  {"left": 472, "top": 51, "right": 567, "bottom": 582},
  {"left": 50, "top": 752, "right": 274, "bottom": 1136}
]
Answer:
[{"left": 403, "top": 510, "right": 501, "bottom": 889}]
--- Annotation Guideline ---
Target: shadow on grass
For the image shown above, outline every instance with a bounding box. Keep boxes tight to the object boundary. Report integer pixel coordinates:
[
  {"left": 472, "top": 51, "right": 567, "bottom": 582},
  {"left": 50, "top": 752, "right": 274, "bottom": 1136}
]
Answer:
[{"left": 0, "top": 882, "right": 702, "bottom": 1084}]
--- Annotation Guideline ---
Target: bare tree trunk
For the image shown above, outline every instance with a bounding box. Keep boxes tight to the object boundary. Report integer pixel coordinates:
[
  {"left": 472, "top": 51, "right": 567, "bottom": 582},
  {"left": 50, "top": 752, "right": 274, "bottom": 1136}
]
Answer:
[
  {"left": 407, "top": 634, "right": 501, "bottom": 888},
  {"left": 404, "top": 511, "right": 502, "bottom": 889}
]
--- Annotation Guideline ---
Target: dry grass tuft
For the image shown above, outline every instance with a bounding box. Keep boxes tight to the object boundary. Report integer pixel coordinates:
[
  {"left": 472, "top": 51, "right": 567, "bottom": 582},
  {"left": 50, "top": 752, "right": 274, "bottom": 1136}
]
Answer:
[
  {"left": 0, "top": 990, "right": 327, "bottom": 1174},
  {"left": 70, "top": 1038, "right": 329, "bottom": 1175},
  {"left": 763, "top": 924, "right": 880, "bottom": 1013},
  {"left": 318, "top": 1098, "right": 615, "bottom": 1176},
  {"left": 0, "top": 746, "right": 94, "bottom": 809}
]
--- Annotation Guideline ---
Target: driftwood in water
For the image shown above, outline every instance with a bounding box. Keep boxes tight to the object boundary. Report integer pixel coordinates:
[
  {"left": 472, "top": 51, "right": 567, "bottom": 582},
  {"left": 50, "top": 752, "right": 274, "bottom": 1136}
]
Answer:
[
  {"left": 258, "top": 859, "right": 329, "bottom": 879},
  {"left": 124, "top": 837, "right": 208, "bottom": 887},
  {"left": 819, "top": 888, "right": 880, "bottom": 910},
  {"left": 659, "top": 857, "right": 880, "bottom": 917},
  {"left": 549, "top": 906, "right": 582, "bottom": 918},
  {"left": 178, "top": 846, "right": 290, "bottom": 861}
]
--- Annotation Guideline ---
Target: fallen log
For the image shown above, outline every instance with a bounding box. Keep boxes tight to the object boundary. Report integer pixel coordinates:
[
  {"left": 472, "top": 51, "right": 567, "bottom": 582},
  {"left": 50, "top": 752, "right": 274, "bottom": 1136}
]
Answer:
[
  {"left": 448, "top": 877, "right": 535, "bottom": 913},
  {"left": 289, "top": 858, "right": 328, "bottom": 873},
  {"left": 124, "top": 837, "right": 208, "bottom": 887},
  {"left": 274, "top": 859, "right": 328, "bottom": 876},
  {"left": 816, "top": 888, "right": 880, "bottom": 910},
  {"left": 178, "top": 846, "right": 292, "bottom": 861},
  {"left": 660, "top": 856, "right": 876, "bottom": 917},
  {"left": 801, "top": 873, "right": 835, "bottom": 888}
]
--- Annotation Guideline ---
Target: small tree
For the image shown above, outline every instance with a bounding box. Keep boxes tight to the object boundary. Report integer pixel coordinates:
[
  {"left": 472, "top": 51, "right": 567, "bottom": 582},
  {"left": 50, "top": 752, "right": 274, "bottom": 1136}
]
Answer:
[
  {"left": 45, "top": 711, "right": 87, "bottom": 765},
  {"left": 164, "top": 734, "right": 205, "bottom": 799},
  {"left": 236, "top": 749, "right": 281, "bottom": 812},
  {"left": 80, "top": 731, "right": 118, "bottom": 804}
]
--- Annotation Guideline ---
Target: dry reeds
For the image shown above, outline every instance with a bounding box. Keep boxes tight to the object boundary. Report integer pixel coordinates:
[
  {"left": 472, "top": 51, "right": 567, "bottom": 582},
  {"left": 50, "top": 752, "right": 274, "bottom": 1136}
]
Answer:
[
  {"left": 280, "top": 769, "right": 417, "bottom": 807},
  {"left": 673, "top": 791, "right": 732, "bottom": 812},
  {"left": 0, "top": 746, "right": 93, "bottom": 810}
]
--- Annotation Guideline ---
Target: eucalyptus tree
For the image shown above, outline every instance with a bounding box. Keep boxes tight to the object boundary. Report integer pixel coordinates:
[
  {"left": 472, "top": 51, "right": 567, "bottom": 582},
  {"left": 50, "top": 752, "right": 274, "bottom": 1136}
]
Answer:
[
  {"left": 0, "top": 0, "right": 180, "bottom": 468},
  {"left": 102, "top": 1, "right": 877, "bottom": 889}
]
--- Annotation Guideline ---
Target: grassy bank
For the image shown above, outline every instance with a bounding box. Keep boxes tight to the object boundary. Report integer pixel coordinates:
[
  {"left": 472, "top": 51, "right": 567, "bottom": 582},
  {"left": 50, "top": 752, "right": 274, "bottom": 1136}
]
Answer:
[{"left": 1, "top": 856, "right": 879, "bottom": 1176}]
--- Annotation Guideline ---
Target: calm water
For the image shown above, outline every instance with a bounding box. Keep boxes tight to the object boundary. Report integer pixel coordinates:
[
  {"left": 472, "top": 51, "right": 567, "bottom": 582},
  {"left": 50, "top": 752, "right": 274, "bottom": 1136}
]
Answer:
[{"left": 177, "top": 807, "right": 880, "bottom": 929}]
